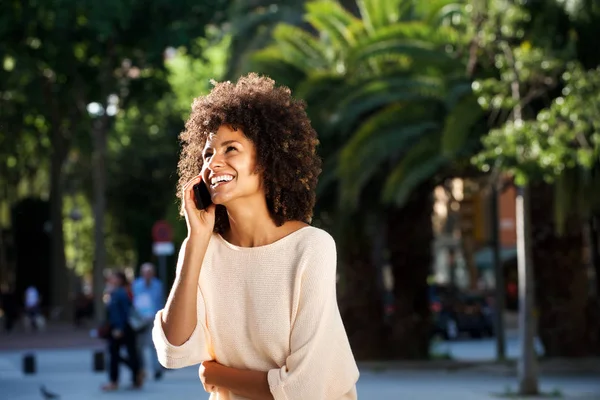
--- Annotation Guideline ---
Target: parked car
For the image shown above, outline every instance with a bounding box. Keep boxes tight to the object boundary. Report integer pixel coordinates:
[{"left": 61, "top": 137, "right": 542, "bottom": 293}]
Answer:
[{"left": 430, "top": 284, "right": 494, "bottom": 340}]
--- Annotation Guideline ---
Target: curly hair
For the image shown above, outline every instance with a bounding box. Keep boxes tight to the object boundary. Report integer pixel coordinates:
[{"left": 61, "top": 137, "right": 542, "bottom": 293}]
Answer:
[{"left": 177, "top": 73, "right": 322, "bottom": 234}]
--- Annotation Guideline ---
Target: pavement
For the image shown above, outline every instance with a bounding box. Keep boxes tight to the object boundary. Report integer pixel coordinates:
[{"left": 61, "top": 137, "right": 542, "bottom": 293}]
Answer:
[
  {"left": 0, "top": 321, "right": 599, "bottom": 399},
  {"left": 0, "top": 322, "right": 101, "bottom": 352},
  {"left": 0, "top": 348, "right": 599, "bottom": 400}
]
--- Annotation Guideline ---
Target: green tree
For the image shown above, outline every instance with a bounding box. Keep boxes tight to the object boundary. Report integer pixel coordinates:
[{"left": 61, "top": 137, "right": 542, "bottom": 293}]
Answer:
[
  {"left": 0, "top": 59, "right": 53, "bottom": 285},
  {"left": 0, "top": 0, "right": 230, "bottom": 320},
  {"left": 468, "top": 0, "right": 600, "bottom": 393},
  {"left": 251, "top": 0, "right": 479, "bottom": 359},
  {"left": 106, "top": 31, "right": 231, "bottom": 280}
]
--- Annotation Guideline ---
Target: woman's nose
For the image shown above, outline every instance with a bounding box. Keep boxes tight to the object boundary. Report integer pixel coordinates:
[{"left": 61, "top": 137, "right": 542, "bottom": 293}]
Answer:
[{"left": 208, "top": 153, "right": 224, "bottom": 170}]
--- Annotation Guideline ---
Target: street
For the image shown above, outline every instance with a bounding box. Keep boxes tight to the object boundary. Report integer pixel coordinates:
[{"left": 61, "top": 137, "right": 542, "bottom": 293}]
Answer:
[
  {"left": 438, "top": 331, "right": 545, "bottom": 361},
  {"left": 0, "top": 339, "right": 598, "bottom": 400}
]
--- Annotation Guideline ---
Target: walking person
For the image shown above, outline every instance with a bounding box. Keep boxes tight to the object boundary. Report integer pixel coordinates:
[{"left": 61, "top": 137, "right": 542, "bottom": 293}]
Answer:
[
  {"left": 101, "top": 271, "right": 142, "bottom": 391},
  {"left": 153, "top": 73, "right": 359, "bottom": 399},
  {"left": 132, "top": 262, "right": 165, "bottom": 380},
  {"left": 24, "top": 285, "right": 42, "bottom": 331}
]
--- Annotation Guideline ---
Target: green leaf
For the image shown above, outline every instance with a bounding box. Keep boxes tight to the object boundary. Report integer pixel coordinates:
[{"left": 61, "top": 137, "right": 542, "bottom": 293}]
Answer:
[
  {"left": 356, "top": 0, "right": 407, "bottom": 33},
  {"left": 250, "top": 46, "right": 308, "bottom": 86},
  {"left": 355, "top": 20, "right": 457, "bottom": 46},
  {"left": 348, "top": 37, "right": 462, "bottom": 71},
  {"left": 339, "top": 119, "right": 438, "bottom": 208},
  {"left": 332, "top": 75, "right": 447, "bottom": 134},
  {"left": 304, "top": 0, "right": 361, "bottom": 48},
  {"left": 316, "top": 150, "right": 340, "bottom": 196},
  {"left": 271, "top": 23, "right": 330, "bottom": 70},
  {"left": 382, "top": 138, "right": 446, "bottom": 205},
  {"left": 441, "top": 92, "right": 482, "bottom": 157}
]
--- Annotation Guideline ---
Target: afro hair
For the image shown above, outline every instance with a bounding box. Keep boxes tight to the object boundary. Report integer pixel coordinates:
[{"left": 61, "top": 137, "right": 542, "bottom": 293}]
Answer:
[{"left": 177, "top": 73, "right": 322, "bottom": 234}]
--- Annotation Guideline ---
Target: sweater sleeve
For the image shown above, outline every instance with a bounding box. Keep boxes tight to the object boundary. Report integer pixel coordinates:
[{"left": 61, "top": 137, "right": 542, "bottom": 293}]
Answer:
[
  {"left": 152, "top": 240, "right": 213, "bottom": 369},
  {"left": 267, "top": 233, "right": 359, "bottom": 399}
]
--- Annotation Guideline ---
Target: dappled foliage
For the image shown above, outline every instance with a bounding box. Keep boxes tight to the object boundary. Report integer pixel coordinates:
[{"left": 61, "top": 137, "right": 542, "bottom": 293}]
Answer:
[{"left": 251, "top": 0, "right": 481, "bottom": 210}]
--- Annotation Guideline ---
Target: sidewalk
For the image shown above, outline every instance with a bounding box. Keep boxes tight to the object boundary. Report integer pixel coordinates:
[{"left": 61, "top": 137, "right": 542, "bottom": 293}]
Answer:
[
  {"left": 0, "top": 311, "right": 519, "bottom": 352},
  {"left": 1, "top": 321, "right": 599, "bottom": 376},
  {"left": 0, "top": 348, "right": 598, "bottom": 400},
  {"left": 0, "top": 322, "right": 101, "bottom": 351}
]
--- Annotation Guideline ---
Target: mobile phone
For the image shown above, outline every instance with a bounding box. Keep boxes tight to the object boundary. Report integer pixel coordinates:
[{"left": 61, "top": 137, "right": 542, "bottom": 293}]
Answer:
[{"left": 193, "top": 181, "right": 212, "bottom": 210}]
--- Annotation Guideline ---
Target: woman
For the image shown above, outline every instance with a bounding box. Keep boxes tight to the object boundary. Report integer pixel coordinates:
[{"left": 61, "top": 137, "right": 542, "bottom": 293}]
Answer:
[
  {"left": 102, "top": 271, "right": 142, "bottom": 391},
  {"left": 152, "top": 73, "right": 359, "bottom": 399}
]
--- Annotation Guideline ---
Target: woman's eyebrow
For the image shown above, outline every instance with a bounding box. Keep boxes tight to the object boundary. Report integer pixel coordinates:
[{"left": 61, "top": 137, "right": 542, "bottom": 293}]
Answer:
[{"left": 220, "top": 140, "right": 240, "bottom": 147}]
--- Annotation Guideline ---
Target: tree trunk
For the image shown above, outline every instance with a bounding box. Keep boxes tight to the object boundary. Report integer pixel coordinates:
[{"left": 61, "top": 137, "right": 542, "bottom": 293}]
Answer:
[
  {"left": 491, "top": 183, "right": 506, "bottom": 360},
  {"left": 0, "top": 183, "right": 10, "bottom": 285},
  {"left": 529, "top": 182, "right": 598, "bottom": 356},
  {"left": 516, "top": 185, "right": 538, "bottom": 395},
  {"left": 589, "top": 215, "right": 600, "bottom": 297},
  {"left": 49, "top": 128, "right": 70, "bottom": 320},
  {"left": 386, "top": 182, "right": 433, "bottom": 359},
  {"left": 337, "top": 213, "right": 388, "bottom": 360},
  {"left": 91, "top": 115, "right": 109, "bottom": 324}
]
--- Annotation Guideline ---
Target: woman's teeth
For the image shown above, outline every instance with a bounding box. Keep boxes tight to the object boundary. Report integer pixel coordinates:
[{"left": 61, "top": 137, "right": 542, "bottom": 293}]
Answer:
[{"left": 210, "top": 175, "right": 234, "bottom": 186}]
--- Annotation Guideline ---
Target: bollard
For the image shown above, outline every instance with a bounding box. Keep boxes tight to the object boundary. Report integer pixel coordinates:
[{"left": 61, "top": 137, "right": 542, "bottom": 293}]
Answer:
[
  {"left": 93, "top": 350, "right": 105, "bottom": 372},
  {"left": 23, "top": 353, "right": 36, "bottom": 374}
]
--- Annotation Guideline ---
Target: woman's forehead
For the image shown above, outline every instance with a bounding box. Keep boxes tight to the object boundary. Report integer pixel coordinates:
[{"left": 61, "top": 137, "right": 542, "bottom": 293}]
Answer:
[{"left": 205, "top": 125, "right": 248, "bottom": 146}]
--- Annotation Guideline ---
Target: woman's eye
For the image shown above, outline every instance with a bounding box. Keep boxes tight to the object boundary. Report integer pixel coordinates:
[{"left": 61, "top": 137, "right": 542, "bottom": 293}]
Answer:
[
  {"left": 226, "top": 146, "right": 236, "bottom": 153},
  {"left": 203, "top": 152, "right": 212, "bottom": 160}
]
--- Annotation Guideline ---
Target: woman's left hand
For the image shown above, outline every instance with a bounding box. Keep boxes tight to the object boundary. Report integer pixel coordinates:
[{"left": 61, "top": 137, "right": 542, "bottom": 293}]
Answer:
[{"left": 199, "top": 360, "right": 220, "bottom": 394}]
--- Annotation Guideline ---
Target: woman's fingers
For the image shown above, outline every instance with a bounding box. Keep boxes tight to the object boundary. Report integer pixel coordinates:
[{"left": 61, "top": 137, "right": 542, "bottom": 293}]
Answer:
[
  {"left": 182, "top": 175, "right": 202, "bottom": 206},
  {"left": 183, "top": 175, "right": 202, "bottom": 193}
]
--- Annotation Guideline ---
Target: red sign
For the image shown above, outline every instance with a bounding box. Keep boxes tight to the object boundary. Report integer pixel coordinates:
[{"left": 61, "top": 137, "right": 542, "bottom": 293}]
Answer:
[{"left": 152, "top": 220, "right": 173, "bottom": 243}]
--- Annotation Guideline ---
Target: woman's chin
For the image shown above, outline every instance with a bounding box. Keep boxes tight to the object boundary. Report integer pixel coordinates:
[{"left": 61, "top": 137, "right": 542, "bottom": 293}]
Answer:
[{"left": 211, "top": 194, "right": 230, "bottom": 206}]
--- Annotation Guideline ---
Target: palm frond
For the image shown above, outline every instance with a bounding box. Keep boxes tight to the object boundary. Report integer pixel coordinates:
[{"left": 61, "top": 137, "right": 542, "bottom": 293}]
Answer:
[
  {"left": 295, "top": 71, "right": 345, "bottom": 101},
  {"left": 250, "top": 47, "right": 308, "bottom": 87},
  {"left": 348, "top": 37, "right": 462, "bottom": 72},
  {"left": 331, "top": 76, "right": 447, "bottom": 134},
  {"left": 382, "top": 138, "right": 447, "bottom": 205},
  {"left": 338, "top": 119, "right": 439, "bottom": 208},
  {"left": 294, "top": 72, "right": 346, "bottom": 131},
  {"left": 316, "top": 150, "right": 340, "bottom": 196},
  {"left": 356, "top": 0, "right": 410, "bottom": 33},
  {"left": 225, "top": 4, "right": 305, "bottom": 79},
  {"left": 417, "top": 0, "right": 466, "bottom": 26},
  {"left": 271, "top": 24, "right": 330, "bottom": 70},
  {"left": 441, "top": 91, "right": 482, "bottom": 157},
  {"left": 304, "top": 0, "right": 362, "bottom": 48},
  {"left": 251, "top": 41, "right": 313, "bottom": 75}
]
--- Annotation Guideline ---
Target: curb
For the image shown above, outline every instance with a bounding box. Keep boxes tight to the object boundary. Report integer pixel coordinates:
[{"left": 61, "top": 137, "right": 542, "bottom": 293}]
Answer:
[{"left": 358, "top": 358, "right": 600, "bottom": 375}]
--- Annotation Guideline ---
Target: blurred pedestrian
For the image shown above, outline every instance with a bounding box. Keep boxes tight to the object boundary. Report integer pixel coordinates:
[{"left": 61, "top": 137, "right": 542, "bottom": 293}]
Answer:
[
  {"left": 24, "top": 285, "right": 42, "bottom": 331},
  {"left": 101, "top": 271, "right": 142, "bottom": 391},
  {"left": 132, "top": 262, "right": 165, "bottom": 380}
]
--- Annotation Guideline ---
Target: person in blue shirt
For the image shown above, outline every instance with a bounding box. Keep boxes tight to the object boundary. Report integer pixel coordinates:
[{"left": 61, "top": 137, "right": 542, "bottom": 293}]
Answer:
[
  {"left": 102, "top": 271, "right": 141, "bottom": 391},
  {"left": 132, "top": 262, "right": 165, "bottom": 380}
]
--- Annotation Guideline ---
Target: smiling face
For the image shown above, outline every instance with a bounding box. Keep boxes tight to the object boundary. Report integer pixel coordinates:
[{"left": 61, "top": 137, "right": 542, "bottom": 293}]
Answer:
[{"left": 201, "top": 125, "right": 263, "bottom": 206}]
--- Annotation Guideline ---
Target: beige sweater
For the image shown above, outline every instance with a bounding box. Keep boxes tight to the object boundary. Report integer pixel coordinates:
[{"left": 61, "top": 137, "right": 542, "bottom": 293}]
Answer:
[{"left": 152, "top": 226, "right": 359, "bottom": 400}]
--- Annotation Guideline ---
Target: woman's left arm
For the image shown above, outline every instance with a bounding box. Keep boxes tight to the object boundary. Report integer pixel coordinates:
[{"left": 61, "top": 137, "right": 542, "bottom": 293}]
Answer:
[
  {"left": 200, "top": 361, "right": 272, "bottom": 400},
  {"left": 202, "top": 232, "right": 359, "bottom": 400}
]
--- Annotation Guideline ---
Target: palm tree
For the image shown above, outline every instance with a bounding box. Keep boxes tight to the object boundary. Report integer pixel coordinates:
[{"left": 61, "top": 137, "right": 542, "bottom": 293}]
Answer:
[
  {"left": 250, "top": 0, "right": 479, "bottom": 359},
  {"left": 222, "top": 1, "right": 307, "bottom": 81}
]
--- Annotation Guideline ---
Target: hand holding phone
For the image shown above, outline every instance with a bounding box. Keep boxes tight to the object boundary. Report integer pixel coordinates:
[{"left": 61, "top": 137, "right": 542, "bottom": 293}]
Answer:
[
  {"left": 182, "top": 176, "right": 215, "bottom": 237},
  {"left": 193, "top": 181, "right": 213, "bottom": 210}
]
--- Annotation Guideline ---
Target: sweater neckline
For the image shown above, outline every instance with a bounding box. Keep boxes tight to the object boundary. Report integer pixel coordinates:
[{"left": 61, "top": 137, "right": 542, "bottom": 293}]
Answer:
[{"left": 215, "top": 226, "right": 312, "bottom": 251}]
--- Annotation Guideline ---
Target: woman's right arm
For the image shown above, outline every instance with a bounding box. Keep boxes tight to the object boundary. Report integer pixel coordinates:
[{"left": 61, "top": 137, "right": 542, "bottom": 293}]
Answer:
[
  {"left": 160, "top": 234, "right": 211, "bottom": 345},
  {"left": 152, "top": 175, "right": 216, "bottom": 368}
]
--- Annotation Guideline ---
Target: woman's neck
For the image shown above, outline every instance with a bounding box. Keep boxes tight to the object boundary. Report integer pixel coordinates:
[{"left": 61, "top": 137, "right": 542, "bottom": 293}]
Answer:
[{"left": 222, "top": 196, "right": 305, "bottom": 247}]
